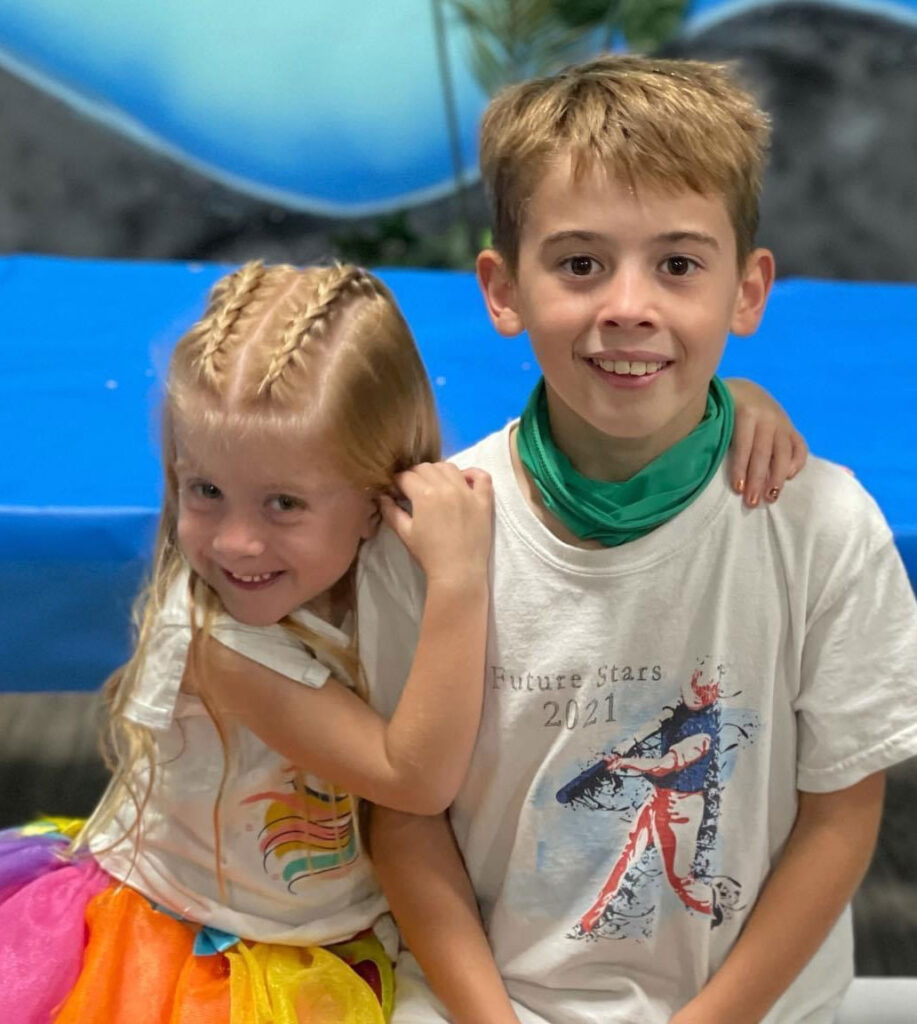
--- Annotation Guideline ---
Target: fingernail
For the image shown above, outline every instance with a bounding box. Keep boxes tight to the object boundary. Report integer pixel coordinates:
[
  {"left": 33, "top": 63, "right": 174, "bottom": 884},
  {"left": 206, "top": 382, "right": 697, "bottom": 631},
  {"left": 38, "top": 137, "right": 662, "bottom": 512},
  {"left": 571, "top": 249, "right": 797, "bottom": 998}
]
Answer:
[
  {"left": 747, "top": 493, "right": 759, "bottom": 507},
  {"left": 735, "top": 478, "right": 745, "bottom": 494},
  {"left": 767, "top": 487, "right": 780, "bottom": 502}
]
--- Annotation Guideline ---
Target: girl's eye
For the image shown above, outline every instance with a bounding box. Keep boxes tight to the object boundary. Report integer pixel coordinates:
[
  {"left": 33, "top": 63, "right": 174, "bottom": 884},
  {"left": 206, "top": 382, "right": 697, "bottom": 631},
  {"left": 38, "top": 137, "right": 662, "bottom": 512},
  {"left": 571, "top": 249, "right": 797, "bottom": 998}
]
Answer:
[
  {"left": 662, "top": 255, "right": 698, "bottom": 277},
  {"left": 562, "top": 255, "right": 600, "bottom": 277},
  {"left": 190, "top": 481, "right": 222, "bottom": 500},
  {"left": 269, "top": 494, "right": 305, "bottom": 513}
]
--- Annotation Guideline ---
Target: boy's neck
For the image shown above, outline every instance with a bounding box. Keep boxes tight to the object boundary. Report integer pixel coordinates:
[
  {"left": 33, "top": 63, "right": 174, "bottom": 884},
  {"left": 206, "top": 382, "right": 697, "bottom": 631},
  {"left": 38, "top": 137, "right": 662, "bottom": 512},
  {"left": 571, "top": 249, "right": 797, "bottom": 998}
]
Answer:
[
  {"left": 545, "top": 383, "right": 709, "bottom": 483},
  {"left": 509, "top": 426, "right": 605, "bottom": 549}
]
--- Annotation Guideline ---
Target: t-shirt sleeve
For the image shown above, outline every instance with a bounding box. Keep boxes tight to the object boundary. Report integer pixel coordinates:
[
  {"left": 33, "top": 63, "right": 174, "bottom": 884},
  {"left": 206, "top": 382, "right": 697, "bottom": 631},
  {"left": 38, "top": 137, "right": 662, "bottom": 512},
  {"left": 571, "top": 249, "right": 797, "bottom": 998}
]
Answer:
[
  {"left": 795, "top": 536, "right": 917, "bottom": 792},
  {"left": 123, "top": 567, "right": 331, "bottom": 731},
  {"left": 356, "top": 526, "right": 426, "bottom": 721},
  {"left": 123, "top": 620, "right": 191, "bottom": 731},
  {"left": 209, "top": 619, "right": 331, "bottom": 689}
]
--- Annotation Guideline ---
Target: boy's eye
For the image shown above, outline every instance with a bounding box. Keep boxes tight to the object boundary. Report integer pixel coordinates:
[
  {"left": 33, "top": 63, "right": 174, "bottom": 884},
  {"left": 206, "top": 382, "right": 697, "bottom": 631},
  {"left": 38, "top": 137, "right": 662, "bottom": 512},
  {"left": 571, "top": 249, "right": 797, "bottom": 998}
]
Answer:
[
  {"left": 661, "top": 255, "right": 697, "bottom": 276},
  {"left": 562, "top": 255, "right": 600, "bottom": 277}
]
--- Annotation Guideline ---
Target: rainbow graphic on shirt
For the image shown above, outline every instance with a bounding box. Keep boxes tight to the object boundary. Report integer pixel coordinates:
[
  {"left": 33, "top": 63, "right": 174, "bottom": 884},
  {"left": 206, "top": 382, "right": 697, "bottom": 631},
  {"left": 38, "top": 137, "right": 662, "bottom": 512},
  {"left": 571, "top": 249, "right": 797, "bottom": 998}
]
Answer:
[{"left": 242, "top": 772, "right": 359, "bottom": 890}]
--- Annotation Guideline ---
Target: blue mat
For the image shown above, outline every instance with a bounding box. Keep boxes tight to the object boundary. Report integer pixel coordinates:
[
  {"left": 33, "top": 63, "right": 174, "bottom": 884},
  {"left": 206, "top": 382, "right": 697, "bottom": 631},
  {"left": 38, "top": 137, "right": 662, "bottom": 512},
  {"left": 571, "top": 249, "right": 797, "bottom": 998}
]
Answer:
[{"left": 2, "top": 256, "right": 915, "bottom": 692}]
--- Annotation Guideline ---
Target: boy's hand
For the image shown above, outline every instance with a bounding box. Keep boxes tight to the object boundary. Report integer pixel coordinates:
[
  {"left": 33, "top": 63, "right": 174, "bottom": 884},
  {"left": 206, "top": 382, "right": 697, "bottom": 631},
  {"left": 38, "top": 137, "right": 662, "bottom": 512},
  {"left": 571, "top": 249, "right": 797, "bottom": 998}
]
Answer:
[
  {"left": 380, "top": 462, "right": 493, "bottom": 585},
  {"left": 725, "top": 378, "right": 807, "bottom": 508}
]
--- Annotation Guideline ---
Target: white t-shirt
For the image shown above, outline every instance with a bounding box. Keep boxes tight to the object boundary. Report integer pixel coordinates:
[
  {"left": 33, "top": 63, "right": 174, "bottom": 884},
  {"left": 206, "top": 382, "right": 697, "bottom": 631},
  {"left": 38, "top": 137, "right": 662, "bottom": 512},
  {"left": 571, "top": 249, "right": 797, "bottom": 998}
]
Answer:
[
  {"left": 92, "top": 565, "right": 390, "bottom": 949},
  {"left": 357, "top": 423, "right": 917, "bottom": 1024}
]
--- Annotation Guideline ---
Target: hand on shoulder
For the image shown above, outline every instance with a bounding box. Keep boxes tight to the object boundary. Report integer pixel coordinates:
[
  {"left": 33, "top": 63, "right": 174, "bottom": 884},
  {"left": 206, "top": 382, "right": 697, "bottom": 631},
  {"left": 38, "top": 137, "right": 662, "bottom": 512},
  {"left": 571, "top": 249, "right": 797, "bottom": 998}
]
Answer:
[{"left": 380, "top": 462, "right": 494, "bottom": 587}]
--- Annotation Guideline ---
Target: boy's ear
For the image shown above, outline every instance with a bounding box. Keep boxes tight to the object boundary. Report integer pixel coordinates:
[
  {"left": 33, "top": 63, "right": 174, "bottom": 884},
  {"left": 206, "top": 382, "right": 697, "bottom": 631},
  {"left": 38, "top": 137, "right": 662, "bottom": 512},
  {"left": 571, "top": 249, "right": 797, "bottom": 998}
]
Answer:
[
  {"left": 476, "top": 248, "right": 525, "bottom": 337},
  {"left": 730, "top": 247, "right": 775, "bottom": 337}
]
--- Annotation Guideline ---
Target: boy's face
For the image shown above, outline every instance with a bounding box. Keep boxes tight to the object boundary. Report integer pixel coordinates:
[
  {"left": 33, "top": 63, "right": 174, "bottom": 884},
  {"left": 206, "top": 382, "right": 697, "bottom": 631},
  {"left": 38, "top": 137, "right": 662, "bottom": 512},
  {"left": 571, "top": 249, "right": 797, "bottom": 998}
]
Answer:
[{"left": 479, "top": 156, "right": 773, "bottom": 477}]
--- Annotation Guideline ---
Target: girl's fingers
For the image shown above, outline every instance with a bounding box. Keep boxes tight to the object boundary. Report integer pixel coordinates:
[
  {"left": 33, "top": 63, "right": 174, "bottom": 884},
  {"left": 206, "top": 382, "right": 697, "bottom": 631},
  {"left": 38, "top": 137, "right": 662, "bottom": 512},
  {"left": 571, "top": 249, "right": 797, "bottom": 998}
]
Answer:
[
  {"left": 729, "top": 414, "right": 756, "bottom": 495},
  {"left": 743, "top": 423, "right": 775, "bottom": 508},
  {"left": 764, "top": 431, "right": 794, "bottom": 502},
  {"left": 787, "top": 431, "right": 808, "bottom": 479},
  {"left": 378, "top": 493, "right": 412, "bottom": 537}
]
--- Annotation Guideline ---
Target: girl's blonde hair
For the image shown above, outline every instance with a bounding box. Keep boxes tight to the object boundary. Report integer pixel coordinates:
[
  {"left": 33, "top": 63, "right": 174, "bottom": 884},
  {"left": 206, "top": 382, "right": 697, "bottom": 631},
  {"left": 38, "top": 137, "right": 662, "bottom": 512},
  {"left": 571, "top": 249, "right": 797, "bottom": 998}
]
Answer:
[{"left": 77, "top": 262, "right": 440, "bottom": 860}]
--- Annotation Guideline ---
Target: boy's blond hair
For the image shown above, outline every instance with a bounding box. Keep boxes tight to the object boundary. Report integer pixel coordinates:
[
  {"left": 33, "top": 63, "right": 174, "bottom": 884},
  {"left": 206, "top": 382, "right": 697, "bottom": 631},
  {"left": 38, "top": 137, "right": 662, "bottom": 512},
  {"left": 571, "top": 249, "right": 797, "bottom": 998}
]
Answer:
[{"left": 479, "top": 55, "right": 771, "bottom": 269}]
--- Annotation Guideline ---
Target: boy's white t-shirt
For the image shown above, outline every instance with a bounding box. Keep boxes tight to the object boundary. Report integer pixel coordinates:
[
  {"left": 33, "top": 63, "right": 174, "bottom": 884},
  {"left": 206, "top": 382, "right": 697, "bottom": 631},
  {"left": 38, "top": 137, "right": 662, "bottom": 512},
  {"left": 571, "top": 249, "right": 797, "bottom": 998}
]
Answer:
[
  {"left": 91, "top": 565, "right": 391, "bottom": 949},
  {"left": 357, "top": 423, "right": 917, "bottom": 1024}
]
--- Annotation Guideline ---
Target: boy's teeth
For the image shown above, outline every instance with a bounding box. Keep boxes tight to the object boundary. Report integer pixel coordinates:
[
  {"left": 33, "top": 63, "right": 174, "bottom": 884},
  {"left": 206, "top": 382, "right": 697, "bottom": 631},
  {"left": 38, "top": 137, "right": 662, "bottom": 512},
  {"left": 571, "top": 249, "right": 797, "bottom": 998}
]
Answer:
[{"left": 595, "top": 358, "right": 663, "bottom": 375}]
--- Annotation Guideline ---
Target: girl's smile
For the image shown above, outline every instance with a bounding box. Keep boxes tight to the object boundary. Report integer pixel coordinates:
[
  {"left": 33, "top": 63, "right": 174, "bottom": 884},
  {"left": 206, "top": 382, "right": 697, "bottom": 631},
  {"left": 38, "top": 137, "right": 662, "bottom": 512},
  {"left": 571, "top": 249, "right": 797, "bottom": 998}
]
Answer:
[{"left": 175, "top": 426, "right": 376, "bottom": 627}]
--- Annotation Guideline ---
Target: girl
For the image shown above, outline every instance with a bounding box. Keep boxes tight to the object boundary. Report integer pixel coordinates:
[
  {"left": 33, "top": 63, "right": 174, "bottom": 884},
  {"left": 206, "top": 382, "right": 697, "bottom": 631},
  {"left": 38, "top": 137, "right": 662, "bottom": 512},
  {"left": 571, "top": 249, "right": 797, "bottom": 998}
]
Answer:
[
  {"left": 0, "top": 261, "right": 802, "bottom": 1024},
  {"left": 0, "top": 261, "right": 493, "bottom": 1024}
]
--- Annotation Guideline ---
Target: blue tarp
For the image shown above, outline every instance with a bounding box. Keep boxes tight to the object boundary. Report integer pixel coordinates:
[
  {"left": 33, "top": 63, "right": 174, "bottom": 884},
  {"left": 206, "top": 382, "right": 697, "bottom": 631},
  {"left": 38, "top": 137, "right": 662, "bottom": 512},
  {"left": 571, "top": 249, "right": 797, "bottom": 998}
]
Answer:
[{"left": 2, "top": 256, "right": 915, "bottom": 691}]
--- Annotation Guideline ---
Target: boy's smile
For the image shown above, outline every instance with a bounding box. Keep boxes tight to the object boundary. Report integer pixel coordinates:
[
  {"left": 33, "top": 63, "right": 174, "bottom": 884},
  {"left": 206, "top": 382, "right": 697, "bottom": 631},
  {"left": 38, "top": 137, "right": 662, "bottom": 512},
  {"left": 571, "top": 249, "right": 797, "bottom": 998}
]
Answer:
[{"left": 479, "top": 156, "right": 772, "bottom": 481}]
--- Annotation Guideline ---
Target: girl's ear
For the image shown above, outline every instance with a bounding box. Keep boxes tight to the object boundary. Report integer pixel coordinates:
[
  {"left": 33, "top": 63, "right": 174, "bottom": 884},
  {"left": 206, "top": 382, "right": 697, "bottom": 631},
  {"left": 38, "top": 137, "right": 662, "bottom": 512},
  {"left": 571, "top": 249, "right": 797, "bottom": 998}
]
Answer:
[
  {"left": 731, "top": 247, "right": 775, "bottom": 337},
  {"left": 362, "top": 494, "right": 381, "bottom": 541},
  {"left": 476, "top": 249, "right": 525, "bottom": 337}
]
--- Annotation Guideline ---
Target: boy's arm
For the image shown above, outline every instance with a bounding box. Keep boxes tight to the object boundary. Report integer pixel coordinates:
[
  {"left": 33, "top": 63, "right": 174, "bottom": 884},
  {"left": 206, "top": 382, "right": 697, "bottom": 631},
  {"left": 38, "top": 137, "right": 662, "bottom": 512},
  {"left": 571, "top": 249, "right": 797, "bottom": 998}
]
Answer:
[
  {"left": 723, "top": 378, "right": 807, "bottom": 507},
  {"left": 671, "top": 771, "right": 885, "bottom": 1024},
  {"left": 370, "top": 806, "right": 521, "bottom": 1024}
]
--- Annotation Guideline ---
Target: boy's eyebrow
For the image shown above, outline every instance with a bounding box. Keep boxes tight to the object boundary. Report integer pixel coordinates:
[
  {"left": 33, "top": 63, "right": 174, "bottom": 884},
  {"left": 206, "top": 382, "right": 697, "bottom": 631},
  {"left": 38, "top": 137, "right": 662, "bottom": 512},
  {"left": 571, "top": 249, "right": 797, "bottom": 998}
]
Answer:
[
  {"left": 540, "top": 229, "right": 722, "bottom": 251},
  {"left": 541, "top": 230, "right": 604, "bottom": 247},
  {"left": 653, "top": 231, "right": 721, "bottom": 251}
]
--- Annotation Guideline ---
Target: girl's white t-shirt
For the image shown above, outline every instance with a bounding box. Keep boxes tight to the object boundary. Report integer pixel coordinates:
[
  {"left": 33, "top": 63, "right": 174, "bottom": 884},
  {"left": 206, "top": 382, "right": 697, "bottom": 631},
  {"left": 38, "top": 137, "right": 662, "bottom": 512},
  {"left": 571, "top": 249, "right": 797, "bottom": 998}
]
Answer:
[{"left": 91, "top": 566, "right": 391, "bottom": 949}]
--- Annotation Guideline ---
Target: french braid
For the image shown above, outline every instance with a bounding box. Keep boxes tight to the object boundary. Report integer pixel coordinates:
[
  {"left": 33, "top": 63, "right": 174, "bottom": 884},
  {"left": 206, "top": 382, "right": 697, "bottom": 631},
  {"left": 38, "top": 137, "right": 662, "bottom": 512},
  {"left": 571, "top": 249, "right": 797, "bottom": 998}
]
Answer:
[
  {"left": 257, "top": 265, "right": 381, "bottom": 395},
  {"left": 196, "top": 260, "right": 267, "bottom": 385}
]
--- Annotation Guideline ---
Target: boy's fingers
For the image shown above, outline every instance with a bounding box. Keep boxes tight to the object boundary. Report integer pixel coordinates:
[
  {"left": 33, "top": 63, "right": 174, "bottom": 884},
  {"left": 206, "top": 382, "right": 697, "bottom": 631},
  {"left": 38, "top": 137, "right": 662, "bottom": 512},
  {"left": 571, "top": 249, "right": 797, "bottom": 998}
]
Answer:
[
  {"left": 729, "top": 416, "right": 755, "bottom": 493},
  {"left": 743, "top": 423, "right": 775, "bottom": 507}
]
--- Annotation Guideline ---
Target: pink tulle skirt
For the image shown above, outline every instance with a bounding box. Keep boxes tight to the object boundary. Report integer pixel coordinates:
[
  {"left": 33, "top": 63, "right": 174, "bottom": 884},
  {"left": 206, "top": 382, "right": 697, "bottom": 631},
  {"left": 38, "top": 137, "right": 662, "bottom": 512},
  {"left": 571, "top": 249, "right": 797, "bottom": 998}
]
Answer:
[{"left": 0, "top": 820, "right": 392, "bottom": 1024}]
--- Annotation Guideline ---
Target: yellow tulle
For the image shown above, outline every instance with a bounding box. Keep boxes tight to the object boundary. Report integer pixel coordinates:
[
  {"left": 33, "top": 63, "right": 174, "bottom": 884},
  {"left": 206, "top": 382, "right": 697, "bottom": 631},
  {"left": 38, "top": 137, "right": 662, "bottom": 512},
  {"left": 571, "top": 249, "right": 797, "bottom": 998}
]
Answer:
[
  {"left": 227, "top": 942, "right": 386, "bottom": 1024},
  {"left": 21, "top": 816, "right": 85, "bottom": 839}
]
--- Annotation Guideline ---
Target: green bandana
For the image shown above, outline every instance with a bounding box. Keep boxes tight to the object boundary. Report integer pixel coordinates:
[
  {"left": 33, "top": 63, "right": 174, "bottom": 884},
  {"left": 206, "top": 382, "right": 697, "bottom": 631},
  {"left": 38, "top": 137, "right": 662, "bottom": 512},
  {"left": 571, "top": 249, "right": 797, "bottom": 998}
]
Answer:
[{"left": 516, "top": 376, "right": 734, "bottom": 546}]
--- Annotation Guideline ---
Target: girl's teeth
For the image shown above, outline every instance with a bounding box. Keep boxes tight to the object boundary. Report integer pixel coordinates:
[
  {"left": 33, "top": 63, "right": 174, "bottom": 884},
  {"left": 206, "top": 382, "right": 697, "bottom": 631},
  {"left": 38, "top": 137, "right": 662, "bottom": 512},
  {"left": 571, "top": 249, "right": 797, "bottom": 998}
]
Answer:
[
  {"left": 596, "top": 359, "right": 663, "bottom": 375},
  {"left": 232, "top": 572, "right": 275, "bottom": 582}
]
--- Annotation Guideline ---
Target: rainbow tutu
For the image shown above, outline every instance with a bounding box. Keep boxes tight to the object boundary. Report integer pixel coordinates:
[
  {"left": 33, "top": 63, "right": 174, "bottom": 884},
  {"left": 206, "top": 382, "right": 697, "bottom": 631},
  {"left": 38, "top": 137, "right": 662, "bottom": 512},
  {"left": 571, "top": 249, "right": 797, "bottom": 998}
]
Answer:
[{"left": 0, "top": 821, "right": 392, "bottom": 1024}]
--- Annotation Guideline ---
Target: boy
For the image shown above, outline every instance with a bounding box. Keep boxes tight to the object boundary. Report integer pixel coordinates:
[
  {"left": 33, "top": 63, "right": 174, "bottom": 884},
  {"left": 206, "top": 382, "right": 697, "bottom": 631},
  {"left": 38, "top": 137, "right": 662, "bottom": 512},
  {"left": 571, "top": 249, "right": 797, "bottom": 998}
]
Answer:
[{"left": 358, "top": 57, "right": 917, "bottom": 1022}]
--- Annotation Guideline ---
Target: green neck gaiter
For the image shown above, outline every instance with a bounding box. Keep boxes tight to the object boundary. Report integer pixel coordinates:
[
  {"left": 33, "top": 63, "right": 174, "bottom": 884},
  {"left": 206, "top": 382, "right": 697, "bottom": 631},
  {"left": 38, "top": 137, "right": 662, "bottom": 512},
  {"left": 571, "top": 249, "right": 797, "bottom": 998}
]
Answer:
[{"left": 516, "top": 376, "right": 734, "bottom": 547}]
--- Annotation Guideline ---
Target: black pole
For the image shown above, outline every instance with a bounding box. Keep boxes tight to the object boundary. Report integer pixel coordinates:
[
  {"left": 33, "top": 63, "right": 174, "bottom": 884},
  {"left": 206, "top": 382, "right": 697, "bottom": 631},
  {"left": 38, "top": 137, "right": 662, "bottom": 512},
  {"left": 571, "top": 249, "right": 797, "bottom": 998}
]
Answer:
[{"left": 431, "top": 0, "right": 475, "bottom": 262}]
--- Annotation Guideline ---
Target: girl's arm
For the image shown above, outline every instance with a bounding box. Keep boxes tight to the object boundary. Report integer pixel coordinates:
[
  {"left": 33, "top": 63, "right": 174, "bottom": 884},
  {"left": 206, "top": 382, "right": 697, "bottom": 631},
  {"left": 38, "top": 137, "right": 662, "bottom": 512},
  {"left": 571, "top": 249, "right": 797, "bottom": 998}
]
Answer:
[
  {"left": 370, "top": 807, "right": 521, "bottom": 1024},
  {"left": 671, "top": 771, "right": 885, "bottom": 1024},
  {"left": 191, "top": 461, "right": 493, "bottom": 815},
  {"left": 724, "top": 378, "right": 807, "bottom": 507}
]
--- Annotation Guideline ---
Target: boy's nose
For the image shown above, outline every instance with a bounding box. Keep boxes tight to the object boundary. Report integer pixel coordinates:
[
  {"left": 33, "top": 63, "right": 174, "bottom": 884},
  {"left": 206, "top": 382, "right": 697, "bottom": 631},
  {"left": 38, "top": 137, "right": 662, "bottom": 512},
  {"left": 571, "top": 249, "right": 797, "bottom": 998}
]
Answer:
[
  {"left": 597, "top": 268, "right": 657, "bottom": 330},
  {"left": 211, "top": 517, "right": 266, "bottom": 558}
]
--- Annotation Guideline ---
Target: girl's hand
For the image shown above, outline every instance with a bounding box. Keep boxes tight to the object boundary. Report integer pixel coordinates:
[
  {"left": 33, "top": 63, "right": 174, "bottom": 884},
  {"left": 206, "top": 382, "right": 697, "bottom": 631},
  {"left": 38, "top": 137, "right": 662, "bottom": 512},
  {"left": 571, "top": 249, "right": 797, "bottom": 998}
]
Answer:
[
  {"left": 726, "top": 378, "right": 807, "bottom": 508},
  {"left": 380, "top": 462, "right": 493, "bottom": 585}
]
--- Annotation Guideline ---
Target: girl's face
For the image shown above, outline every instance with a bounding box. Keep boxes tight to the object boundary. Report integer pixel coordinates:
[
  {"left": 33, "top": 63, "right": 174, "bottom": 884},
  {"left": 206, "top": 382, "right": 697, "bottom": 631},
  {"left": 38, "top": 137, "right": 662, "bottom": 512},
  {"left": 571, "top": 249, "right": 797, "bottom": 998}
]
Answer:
[{"left": 174, "top": 424, "right": 376, "bottom": 626}]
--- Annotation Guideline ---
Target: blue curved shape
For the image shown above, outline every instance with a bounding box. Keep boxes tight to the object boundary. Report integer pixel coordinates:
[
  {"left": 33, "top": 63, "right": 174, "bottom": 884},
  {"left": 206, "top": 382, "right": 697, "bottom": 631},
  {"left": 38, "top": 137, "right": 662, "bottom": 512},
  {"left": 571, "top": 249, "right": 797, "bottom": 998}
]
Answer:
[
  {"left": 0, "top": 0, "right": 493, "bottom": 214},
  {"left": 685, "top": 0, "right": 917, "bottom": 31}
]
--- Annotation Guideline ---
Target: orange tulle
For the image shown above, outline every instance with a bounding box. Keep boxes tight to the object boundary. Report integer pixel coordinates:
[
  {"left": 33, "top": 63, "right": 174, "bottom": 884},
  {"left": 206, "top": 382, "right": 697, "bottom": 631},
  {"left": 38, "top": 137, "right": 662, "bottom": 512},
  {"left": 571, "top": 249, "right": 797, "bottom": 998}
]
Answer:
[
  {"left": 171, "top": 954, "right": 231, "bottom": 1024},
  {"left": 53, "top": 885, "right": 194, "bottom": 1023},
  {"left": 44, "top": 879, "right": 387, "bottom": 1023},
  {"left": 4, "top": 822, "right": 390, "bottom": 1023}
]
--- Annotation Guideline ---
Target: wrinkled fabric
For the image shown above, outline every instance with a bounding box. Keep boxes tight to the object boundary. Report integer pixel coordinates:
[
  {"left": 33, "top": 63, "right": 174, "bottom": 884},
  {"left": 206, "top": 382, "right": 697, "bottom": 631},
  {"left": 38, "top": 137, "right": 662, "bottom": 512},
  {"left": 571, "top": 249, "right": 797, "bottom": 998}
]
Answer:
[{"left": 0, "top": 824, "right": 390, "bottom": 1023}]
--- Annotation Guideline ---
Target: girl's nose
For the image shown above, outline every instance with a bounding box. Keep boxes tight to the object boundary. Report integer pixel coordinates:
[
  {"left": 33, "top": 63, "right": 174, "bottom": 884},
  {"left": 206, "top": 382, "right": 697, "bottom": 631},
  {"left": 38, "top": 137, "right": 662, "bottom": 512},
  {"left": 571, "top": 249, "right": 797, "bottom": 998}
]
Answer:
[{"left": 211, "top": 516, "right": 266, "bottom": 558}]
